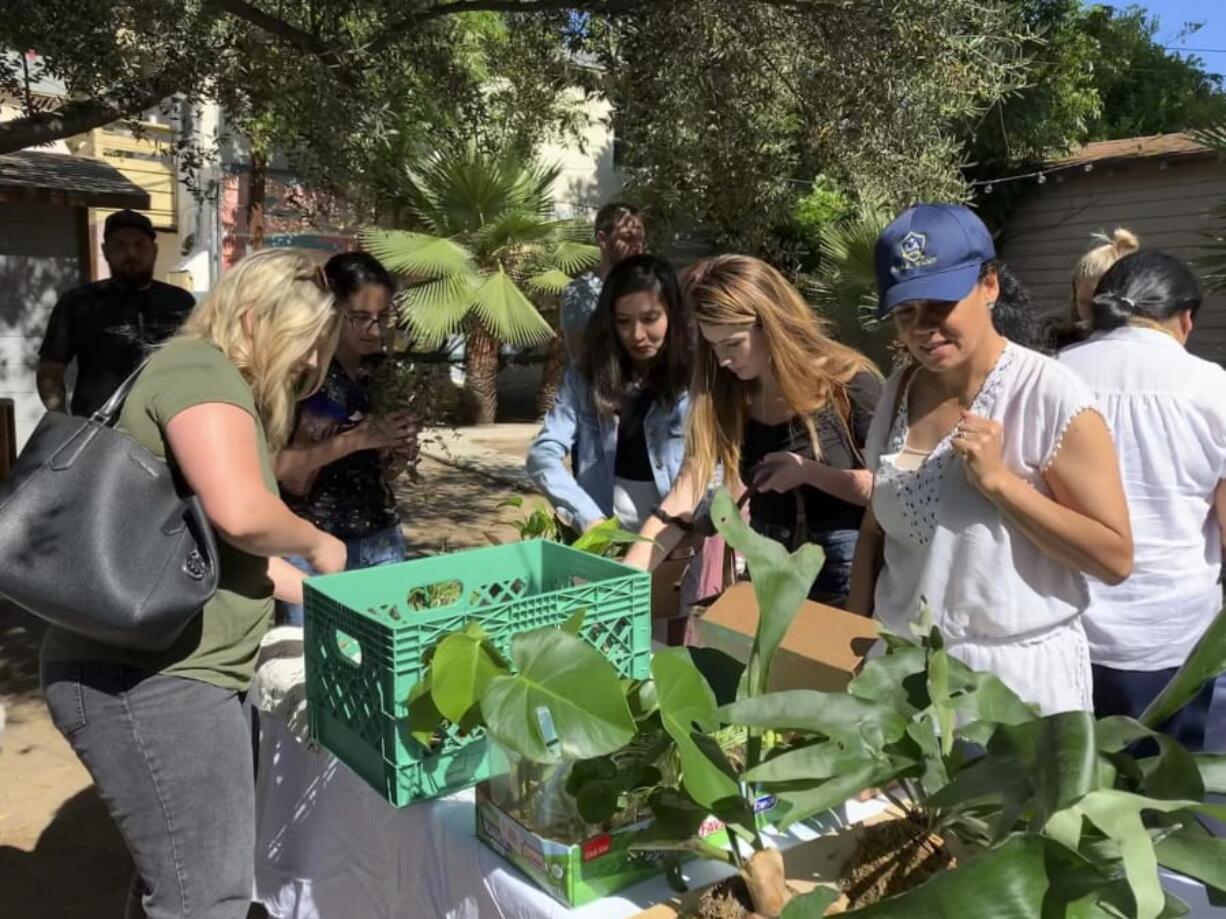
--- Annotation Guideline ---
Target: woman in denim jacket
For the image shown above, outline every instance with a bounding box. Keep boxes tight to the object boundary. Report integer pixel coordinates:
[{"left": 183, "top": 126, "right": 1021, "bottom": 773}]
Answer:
[{"left": 528, "top": 254, "right": 693, "bottom": 533}]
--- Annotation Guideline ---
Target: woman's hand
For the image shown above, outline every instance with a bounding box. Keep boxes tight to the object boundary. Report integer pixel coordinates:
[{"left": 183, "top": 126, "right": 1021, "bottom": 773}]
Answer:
[
  {"left": 951, "top": 411, "right": 1012, "bottom": 498},
  {"left": 356, "top": 411, "right": 418, "bottom": 452},
  {"left": 306, "top": 531, "right": 347, "bottom": 575},
  {"left": 752, "top": 452, "right": 810, "bottom": 493}
]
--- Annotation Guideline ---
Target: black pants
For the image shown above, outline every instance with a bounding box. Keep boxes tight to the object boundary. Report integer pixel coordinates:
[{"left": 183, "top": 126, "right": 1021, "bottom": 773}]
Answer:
[{"left": 1092, "top": 663, "right": 1216, "bottom": 753}]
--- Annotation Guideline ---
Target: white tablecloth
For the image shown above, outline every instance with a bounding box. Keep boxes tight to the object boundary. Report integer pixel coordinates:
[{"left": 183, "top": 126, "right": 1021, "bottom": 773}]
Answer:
[{"left": 253, "top": 713, "right": 870, "bottom": 919}]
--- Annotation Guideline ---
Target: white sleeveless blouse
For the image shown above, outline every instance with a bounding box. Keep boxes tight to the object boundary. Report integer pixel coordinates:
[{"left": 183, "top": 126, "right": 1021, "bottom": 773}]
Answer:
[{"left": 865, "top": 344, "right": 1099, "bottom": 714}]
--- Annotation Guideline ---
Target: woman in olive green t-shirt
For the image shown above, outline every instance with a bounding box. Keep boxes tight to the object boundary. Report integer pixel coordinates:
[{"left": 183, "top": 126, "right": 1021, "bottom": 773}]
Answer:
[{"left": 41, "top": 249, "right": 346, "bottom": 919}]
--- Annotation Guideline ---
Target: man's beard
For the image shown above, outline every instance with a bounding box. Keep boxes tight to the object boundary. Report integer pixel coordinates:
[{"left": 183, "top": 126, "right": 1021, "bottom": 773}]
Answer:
[{"left": 111, "top": 266, "right": 154, "bottom": 287}]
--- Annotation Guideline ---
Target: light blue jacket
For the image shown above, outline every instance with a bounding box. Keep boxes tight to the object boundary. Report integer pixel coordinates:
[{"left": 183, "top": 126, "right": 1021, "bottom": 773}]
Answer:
[{"left": 527, "top": 367, "right": 688, "bottom": 531}]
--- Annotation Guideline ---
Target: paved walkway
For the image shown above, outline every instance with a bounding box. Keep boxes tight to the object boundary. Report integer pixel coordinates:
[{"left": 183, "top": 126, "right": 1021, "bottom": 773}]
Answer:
[{"left": 420, "top": 423, "right": 539, "bottom": 491}]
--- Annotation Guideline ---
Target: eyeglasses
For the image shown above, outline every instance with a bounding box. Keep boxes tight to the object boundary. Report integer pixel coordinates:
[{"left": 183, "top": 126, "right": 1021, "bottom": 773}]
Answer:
[{"left": 343, "top": 312, "right": 391, "bottom": 333}]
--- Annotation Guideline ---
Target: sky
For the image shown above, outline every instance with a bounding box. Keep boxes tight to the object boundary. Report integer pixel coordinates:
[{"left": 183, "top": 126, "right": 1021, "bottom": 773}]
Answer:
[{"left": 1135, "top": 0, "right": 1226, "bottom": 78}]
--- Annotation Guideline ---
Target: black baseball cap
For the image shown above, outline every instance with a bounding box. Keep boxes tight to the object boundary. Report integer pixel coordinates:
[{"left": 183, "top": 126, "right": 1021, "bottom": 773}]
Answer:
[{"left": 104, "top": 209, "right": 156, "bottom": 241}]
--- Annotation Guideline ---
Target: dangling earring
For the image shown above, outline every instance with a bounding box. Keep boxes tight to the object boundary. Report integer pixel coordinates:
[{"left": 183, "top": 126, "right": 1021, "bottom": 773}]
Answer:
[{"left": 986, "top": 300, "right": 997, "bottom": 312}]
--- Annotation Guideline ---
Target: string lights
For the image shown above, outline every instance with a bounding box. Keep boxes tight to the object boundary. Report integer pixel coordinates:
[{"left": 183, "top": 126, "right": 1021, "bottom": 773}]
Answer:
[{"left": 972, "top": 161, "right": 1096, "bottom": 195}]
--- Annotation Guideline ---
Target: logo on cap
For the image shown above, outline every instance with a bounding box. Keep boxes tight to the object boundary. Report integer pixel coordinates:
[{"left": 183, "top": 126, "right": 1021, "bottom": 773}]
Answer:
[{"left": 899, "top": 231, "right": 936, "bottom": 270}]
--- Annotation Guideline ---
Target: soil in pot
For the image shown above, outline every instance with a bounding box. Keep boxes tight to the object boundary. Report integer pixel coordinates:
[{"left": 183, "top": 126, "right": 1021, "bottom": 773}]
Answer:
[
  {"left": 840, "top": 816, "right": 953, "bottom": 909},
  {"left": 691, "top": 875, "right": 756, "bottom": 919}
]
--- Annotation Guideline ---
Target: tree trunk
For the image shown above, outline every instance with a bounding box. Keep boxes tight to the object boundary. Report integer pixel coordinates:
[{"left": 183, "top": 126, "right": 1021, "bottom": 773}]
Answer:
[
  {"left": 465, "top": 317, "right": 500, "bottom": 425},
  {"left": 536, "top": 333, "right": 567, "bottom": 418},
  {"left": 247, "top": 150, "right": 267, "bottom": 252}
]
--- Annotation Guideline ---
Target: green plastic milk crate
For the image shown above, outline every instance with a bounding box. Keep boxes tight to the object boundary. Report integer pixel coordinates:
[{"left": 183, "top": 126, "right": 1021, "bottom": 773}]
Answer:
[{"left": 304, "top": 540, "right": 652, "bottom": 808}]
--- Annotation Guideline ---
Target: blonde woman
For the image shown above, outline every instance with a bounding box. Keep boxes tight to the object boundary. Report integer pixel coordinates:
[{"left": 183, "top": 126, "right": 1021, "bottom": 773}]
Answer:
[
  {"left": 1049, "top": 229, "right": 1140, "bottom": 350},
  {"left": 624, "top": 255, "right": 881, "bottom": 606},
  {"left": 40, "top": 249, "right": 346, "bottom": 919}
]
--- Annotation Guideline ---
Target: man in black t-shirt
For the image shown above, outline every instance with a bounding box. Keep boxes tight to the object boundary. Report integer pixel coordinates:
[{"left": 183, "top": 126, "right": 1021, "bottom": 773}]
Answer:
[{"left": 36, "top": 210, "right": 195, "bottom": 417}]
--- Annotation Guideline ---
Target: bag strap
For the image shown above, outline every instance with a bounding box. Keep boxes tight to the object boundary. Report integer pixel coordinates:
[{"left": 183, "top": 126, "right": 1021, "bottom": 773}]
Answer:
[{"left": 90, "top": 359, "right": 150, "bottom": 428}]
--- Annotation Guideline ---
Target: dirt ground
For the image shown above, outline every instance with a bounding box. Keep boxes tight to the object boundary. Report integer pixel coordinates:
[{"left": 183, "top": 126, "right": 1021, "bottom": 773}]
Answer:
[{"left": 0, "top": 454, "right": 540, "bottom": 919}]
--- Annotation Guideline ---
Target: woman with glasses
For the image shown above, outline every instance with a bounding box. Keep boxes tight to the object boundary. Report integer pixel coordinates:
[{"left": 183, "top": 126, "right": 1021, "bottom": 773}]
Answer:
[{"left": 274, "top": 251, "right": 418, "bottom": 625}]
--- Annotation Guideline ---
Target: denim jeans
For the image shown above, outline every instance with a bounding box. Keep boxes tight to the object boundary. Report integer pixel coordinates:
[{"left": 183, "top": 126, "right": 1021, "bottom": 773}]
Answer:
[
  {"left": 276, "top": 524, "right": 407, "bottom": 626},
  {"left": 1092, "top": 662, "right": 1216, "bottom": 753},
  {"left": 750, "top": 522, "right": 859, "bottom": 607},
  {"left": 41, "top": 660, "right": 254, "bottom": 919}
]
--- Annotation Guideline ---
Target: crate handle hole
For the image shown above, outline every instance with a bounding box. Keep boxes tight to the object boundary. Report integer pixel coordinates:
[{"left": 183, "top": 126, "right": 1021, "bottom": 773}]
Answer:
[
  {"left": 335, "top": 628, "right": 363, "bottom": 666},
  {"left": 406, "top": 579, "right": 465, "bottom": 612}
]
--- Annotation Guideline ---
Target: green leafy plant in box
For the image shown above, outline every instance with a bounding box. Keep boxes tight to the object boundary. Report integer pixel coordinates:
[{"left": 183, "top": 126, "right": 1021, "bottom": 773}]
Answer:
[{"left": 592, "top": 488, "right": 1226, "bottom": 918}]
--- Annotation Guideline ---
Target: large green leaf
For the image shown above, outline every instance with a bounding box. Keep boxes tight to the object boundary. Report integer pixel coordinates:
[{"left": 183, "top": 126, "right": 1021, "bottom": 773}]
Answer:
[
  {"left": 480, "top": 628, "right": 636, "bottom": 763},
  {"left": 1192, "top": 754, "right": 1226, "bottom": 794},
  {"left": 845, "top": 833, "right": 1111, "bottom": 918},
  {"left": 1140, "top": 608, "right": 1226, "bottom": 729},
  {"left": 361, "top": 228, "right": 476, "bottom": 278},
  {"left": 709, "top": 488, "right": 827, "bottom": 697},
  {"left": 469, "top": 268, "right": 554, "bottom": 345},
  {"left": 1032, "top": 711, "right": 1099, "bottom": 827},
  {"left": 772, "top": 758, "right": 914, "bottom": 829},
  {"left": 429, "top": 622, "right": 508, "bottom": 723},
  {"left": 743, "top": 739, "right": 880, "bottom": 784},
  {"left": 846, "top": 644, "right": 929, "bottom": 714},
  {"left": 652, "top": 649, "right": 743, "bottom": 810},
  {"left": 718, "top": 690, "right": 908, "bottom": 751},
  {"left": 1061, "top": 790, "right": 1226, "bottom": 919},
  {"left": 1154, "top": 826, "right": 1226, "bottom": 899}
]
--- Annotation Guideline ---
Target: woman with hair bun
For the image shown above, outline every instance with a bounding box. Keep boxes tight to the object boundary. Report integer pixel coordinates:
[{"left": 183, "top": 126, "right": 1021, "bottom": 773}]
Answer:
[
  {"left": 1059, "top": 250, "right": 1226, "bottom": 750},
  {"left": 1048, "top": 229, "right": 1141, "bottom": 350}
]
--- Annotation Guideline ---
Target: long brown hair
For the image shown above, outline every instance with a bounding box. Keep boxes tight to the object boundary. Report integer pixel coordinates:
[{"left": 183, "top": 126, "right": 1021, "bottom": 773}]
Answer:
[
  {"left": 684, "top": 255, "right": 878, "bottom": 491},
  {"left": 579, "top": 254, "right": 693, "bottom": 418}
]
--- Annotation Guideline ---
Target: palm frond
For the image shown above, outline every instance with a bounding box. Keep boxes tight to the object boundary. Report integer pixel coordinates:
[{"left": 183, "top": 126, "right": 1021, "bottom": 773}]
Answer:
[
  {"left": 399, "top": 273, "right": 482, "bottom": 347},
  {"left": 402, "top": 145, "right": 560, "bottom": 238},
  {"left": 361, "top": 228, "right": 475, "bottom": 280},
  {"left": 469, "top": 268, "right": 554, "bottom": 345},
  {"left": 1190, "top": 124, "right": 1226, "bottom": 156},
  {"left": 526, "top": 269, "right": 575, "bottom": 295},
  {"left": 475, "top": 210, "right": 558, "bottom": 258},
  {"left": 547, "top": 239, "right": 601, "bottom": 276}
]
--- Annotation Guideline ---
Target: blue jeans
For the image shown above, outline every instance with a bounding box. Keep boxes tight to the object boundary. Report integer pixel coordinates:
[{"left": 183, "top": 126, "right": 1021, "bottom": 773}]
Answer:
[
  {"left": 42, "top": 660, "right": 254, "bottom": 919},
  {"left": 276, "top": 524, "right": 407, "bottom": 626},
  {"left": 1092, "top": 662, "right": 1216, "bottom": 753},
  {"left": 750, "top": 522, "right": 859, "bottom": 607}
]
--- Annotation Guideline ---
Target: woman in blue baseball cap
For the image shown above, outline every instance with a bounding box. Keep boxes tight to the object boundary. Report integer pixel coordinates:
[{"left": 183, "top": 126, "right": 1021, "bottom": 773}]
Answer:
[{"left": 848, "top": 203, "right": 1133, "bottom": 715}]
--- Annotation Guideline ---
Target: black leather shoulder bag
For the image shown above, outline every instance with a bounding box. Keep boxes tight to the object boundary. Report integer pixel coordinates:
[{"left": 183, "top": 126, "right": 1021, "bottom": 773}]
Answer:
[{"left": 0, "top": 364, "right": 218, "bottom": 652}]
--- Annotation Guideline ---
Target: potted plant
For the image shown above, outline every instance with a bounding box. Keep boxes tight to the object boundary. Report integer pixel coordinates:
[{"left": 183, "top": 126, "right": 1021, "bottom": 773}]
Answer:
[{"left": 630, "top": 489, "right": 1226, "bottom": 919}]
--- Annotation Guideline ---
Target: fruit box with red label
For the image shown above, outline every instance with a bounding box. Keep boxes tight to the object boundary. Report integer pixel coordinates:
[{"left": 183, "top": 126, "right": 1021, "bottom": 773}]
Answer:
[{"left": 474, "top": 783, "right": 780, "bottom": 908}]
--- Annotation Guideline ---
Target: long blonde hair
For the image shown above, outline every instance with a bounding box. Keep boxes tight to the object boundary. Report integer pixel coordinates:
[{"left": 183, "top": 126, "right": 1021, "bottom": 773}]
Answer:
[
  {"left": 684, "top": 255, "right": 879, "bottom": 492},
  {"left": 178, "top": 248, "right": 339, "bottom": 449}
]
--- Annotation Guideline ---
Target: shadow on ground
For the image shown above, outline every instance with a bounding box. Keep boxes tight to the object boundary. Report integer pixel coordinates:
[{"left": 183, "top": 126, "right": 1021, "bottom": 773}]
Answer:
[{"left": 0, "top": 787, "right": 131, "bottom": 918}]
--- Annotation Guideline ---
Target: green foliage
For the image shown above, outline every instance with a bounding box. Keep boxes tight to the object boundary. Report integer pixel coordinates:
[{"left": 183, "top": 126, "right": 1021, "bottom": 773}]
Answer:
[
  {"left": 970, "top": 1, "right": 1226, "bottom": 172},
  {"left": 590, "top": 0, "right": 1029, "bottom": 256},
  {"left": 408, "top": 613, "right": 636, "bottom": 765},
  {"left": 802, "top": 203, "right": 898, "bottom": 371},
  {"left": 361, "top": 144, "right": 598, "bottom": 348}
]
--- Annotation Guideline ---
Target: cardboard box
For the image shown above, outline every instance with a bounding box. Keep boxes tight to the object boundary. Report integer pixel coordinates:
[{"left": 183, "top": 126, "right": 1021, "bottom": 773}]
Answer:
[
  {"left": 475, "top": 782, "right": 785, "bottom": 908},
  {"left": 694, "top": 583, "right": 878, "bottom": 692}
]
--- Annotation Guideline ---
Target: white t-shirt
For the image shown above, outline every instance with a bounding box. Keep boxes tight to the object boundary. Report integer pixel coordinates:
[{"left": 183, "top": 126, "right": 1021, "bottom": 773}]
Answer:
[
  {"left": 1059, "top": 326, "right": 1226, "bottom": 670},
  {"left": 866, "top": 343, "right": 1098, "bottom": 714}
]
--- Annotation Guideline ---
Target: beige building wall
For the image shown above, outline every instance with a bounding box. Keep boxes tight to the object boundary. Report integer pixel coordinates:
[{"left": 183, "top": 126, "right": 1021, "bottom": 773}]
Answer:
[
  {"left": 999, "top": 156, "right": 1226, "bottom": 365},
  {"left": 536, "top": 90, "right": 619, "bottom": 221}
]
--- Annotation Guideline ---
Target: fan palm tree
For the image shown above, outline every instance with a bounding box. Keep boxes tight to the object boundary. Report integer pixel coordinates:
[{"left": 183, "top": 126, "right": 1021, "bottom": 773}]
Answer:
[
  {"left": 1191, "top": 124, "right": 1226, "bottom": 294},
  {"left": 363, "top": 145, "right": 599, "bottom": 424},
  {"left": 803, "top": 203, "right": 899, "bottom": 371}
]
